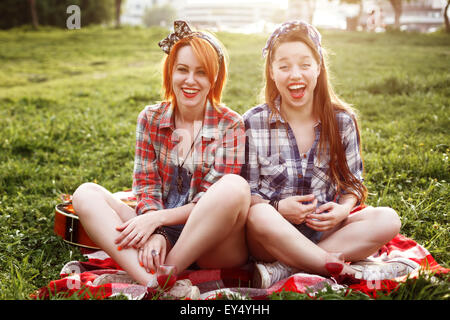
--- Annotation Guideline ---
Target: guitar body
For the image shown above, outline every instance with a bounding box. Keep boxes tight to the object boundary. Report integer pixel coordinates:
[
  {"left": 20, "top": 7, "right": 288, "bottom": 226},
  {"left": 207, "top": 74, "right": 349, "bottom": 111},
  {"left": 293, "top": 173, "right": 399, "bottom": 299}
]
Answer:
[
  {"left": 53, "top": 191, "right": 136, "bottom": 250},
  {"left": 54, "top": 203, "right": 100, "bottom": 249}
]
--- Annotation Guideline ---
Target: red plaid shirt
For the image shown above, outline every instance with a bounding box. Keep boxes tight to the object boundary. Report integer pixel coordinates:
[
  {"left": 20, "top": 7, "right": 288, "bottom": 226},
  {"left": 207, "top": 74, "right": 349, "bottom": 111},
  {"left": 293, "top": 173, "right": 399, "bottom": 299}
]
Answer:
[{"left": 133, "top": 101, "right": 245, "bottom": 215}]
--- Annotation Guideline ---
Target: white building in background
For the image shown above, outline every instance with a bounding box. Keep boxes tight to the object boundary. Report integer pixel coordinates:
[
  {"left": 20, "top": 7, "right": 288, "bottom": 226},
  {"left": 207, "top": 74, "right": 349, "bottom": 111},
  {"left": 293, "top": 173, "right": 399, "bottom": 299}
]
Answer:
[
  {"left": 120, "top": 0, "right": 447, "bottom": 32},
  {"left": 294, "top": 0, "right": 447, "bottom": 31},
  {"left": 121, "top": 0, "right": 183, "bottom": 26},
  {"left": 121, "top": 0, "right": 286, "bottom": 32},
  {"left": 176, "top": 0, "right": 283, "bottom": 33},
  {"left": 359, "top": 0, "right": 446, "bottom": 32},
  {"left": 120, "top": 0, "right": 150, "bottom": 26}
]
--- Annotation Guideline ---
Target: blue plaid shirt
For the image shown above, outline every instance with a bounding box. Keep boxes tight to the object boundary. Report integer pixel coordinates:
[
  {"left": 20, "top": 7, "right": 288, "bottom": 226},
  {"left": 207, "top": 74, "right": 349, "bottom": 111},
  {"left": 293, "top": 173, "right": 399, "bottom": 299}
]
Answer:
[{"left": 241, "top": 100, "right": 364, "bottom": 207}]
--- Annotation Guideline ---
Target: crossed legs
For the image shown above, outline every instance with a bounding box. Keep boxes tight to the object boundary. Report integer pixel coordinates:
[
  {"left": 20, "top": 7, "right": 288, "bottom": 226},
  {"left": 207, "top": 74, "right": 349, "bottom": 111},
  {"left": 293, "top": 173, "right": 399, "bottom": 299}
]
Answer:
[
  {"left": 246, "top": 203, "right": 401, "bottom": 276},
  {"left": 164, "top": 174, "right": 250, "bottom": 272},
  {"left": 72, "top": 174, "right": 250, "bottom": 286}
]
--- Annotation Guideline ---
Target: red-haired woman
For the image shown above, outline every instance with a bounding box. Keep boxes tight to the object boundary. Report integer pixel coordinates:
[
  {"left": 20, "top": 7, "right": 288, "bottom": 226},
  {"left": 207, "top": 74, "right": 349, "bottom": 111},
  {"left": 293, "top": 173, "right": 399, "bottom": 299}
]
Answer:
[
  {"left": 72, "top": 21, "right": 250, "bottom": 294},
  {"left": 241, "top": 21, "right": 418, "bottom": 288}
]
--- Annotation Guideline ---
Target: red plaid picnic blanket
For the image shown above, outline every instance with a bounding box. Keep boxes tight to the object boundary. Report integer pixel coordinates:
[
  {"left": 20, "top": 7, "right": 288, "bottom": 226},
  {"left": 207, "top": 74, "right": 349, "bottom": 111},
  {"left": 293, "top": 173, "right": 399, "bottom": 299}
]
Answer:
[
  {"left": 34, "top": 232, "right": 448, "bottom": 300},
  {"left": 38, "top": 191, "right": 448, "bottom": 300}
]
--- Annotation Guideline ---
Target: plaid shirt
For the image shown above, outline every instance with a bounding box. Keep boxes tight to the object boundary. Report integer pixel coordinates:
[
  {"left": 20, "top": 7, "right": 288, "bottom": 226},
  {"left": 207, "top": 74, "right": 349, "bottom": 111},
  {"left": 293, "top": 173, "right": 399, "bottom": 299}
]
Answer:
[
  {"left": 133, "top": 101, "right": 245, "bottom": 215},
  {"left": 241, "top": 100, "right": 363, "bottom": 206}
]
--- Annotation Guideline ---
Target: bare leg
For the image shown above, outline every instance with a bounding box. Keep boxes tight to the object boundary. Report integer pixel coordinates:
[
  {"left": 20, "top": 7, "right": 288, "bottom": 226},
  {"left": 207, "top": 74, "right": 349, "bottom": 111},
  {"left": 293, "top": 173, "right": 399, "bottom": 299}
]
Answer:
[
  {"left": 72, "top": 174, "right": 251, "bottom": 284},
  {"left": 246, "top": 203, "right": 333, "bottom": 275},
  {"left": 72, "top": 183, "right": 154, "bottom": 285},
  {"left": 317, "top": 206, "right": 401, "bottom": 261},
  {"left": 246, "top": 203, "right": 401, "bottom": 276},
  {"left": 165, "top": 174, "right": 250, "bottom": 272}
]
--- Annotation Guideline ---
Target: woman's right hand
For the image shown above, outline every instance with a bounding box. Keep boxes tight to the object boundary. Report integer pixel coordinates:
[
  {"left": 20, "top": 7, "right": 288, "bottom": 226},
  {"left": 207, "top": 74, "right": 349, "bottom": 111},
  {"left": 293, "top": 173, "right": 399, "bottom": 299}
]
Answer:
[
  {"left": 278, "top": 195, "right": 318, "bottom": 224},
  {"left": 138, "top": 233, "right": 168, "bottom": 274}
]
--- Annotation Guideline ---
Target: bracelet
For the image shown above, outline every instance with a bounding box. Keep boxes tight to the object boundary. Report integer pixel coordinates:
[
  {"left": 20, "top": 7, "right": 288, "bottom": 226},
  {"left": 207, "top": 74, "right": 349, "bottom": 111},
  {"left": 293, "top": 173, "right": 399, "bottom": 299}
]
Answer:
[
  {"left": 268, "top": 198, "right": 279, "bottom": 211},
  {"left": 153, "top": 227, "right": 169, "bottom": 243}
]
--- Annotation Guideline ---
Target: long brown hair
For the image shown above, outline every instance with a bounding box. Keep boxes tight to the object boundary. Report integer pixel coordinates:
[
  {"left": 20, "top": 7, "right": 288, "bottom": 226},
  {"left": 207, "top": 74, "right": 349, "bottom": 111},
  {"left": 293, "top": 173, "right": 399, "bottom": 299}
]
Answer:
[{"left": 264, "top": 32, "right": 367, "bottom": 204}]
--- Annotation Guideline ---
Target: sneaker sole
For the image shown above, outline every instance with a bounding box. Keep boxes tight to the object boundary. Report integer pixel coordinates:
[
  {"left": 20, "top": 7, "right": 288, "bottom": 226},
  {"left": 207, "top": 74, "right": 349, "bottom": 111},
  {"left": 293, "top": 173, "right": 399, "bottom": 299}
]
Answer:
[
  {"left": 252, "top": 264, "right": 268, "bottom": 289},
  {"left": 351, "top": 258, "right": 420, "bottom": 280},
  {"left": 388, "top": 258, "right": 420, "bottom": 270},
  {"left": 352, "top": 257, "right": 419, "bottom": 270}
]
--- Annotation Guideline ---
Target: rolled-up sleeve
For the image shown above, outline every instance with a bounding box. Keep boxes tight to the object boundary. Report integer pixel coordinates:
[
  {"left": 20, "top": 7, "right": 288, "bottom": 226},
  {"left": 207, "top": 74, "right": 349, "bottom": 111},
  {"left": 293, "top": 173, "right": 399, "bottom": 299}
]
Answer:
[{"left": 132, "top": 109, "right": 164, "bottom": 215}]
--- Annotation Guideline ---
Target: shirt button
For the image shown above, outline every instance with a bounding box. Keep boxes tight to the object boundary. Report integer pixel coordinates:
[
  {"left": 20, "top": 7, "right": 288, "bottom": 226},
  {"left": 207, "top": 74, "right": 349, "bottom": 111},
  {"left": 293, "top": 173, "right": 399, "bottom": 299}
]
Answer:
[{"left": 298, "top": 174, "right": 303, "bottom": 178}]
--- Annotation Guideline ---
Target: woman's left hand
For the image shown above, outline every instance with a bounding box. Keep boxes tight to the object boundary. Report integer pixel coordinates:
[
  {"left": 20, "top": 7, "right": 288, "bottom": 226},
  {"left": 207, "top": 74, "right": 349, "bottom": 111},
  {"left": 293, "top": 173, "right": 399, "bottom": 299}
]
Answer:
[
  {"left": 114, "top": 213, "right": 161, "bottom": 249},
  {"left": 305, "top": 202, "right": 350, "bottom": 232}
]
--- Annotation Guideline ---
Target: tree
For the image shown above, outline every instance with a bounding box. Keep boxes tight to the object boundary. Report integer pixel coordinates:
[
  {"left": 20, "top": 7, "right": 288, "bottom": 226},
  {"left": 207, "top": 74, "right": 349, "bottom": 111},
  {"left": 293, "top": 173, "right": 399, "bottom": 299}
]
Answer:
[
  {"left": 0, "top": 0, "right": 115, "bottom": 29},
  {"left": 28, "top": 0, "right": 39, "bottom": 29},
  {"left": 303, "top": 0, "right": 316, "bottom": 24},
  {"left": 389, "top": 0, "right": 402, "bottom": 29},
  {"left": 444, "top": 0, "right": 450, "bottom": 33},
  {"left": 338, "top": 0, "right": 364, "bottom": 19},
  {"left": 336, "top": 0, "right": 364, "bottom": 31},
  {"left": 288, "top": 0, "right": 316, "bottom": 24},
  {"left": 115, "top": 0, "right": 122, "bottom": 28},
  {"left": 0, "top": 0, "right": 29, "bottom": 29}
]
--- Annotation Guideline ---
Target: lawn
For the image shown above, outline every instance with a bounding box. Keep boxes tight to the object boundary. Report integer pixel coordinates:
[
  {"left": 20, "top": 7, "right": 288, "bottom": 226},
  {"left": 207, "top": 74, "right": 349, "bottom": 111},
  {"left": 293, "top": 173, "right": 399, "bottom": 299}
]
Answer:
[{"left": 0, "top": 25, "right": 448, "bottom": 299}]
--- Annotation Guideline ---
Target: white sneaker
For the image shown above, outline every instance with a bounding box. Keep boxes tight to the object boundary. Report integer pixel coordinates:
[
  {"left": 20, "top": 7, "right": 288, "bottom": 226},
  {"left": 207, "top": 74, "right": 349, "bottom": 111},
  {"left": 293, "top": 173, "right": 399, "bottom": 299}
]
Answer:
[
  {"left": 252, "top": 261, "right": 296, "bottom": 289},
  {"left": 163, "top": 279, "right": 200, "bottom": 300},
  {"left": 350, "top": 258, "right": 420, "bottom": 280}
]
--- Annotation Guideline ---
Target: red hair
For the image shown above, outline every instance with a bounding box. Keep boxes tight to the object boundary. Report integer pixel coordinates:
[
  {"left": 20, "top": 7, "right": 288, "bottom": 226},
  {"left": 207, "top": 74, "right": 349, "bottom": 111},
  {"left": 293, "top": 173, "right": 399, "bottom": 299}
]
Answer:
[
  {"left": 161, "top": 35, "right": 227, "bottom": 111},
  {"left": 264, "top": 32, "right": 368, "bottom": 204}
]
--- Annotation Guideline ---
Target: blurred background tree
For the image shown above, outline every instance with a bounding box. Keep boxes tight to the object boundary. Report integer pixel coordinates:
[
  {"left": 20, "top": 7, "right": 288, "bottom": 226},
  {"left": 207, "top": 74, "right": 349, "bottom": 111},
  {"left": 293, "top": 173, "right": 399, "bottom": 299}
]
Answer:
[
  {"left": 0, "top": 0, "right": 29, "bottom": 29},
  {"left": 389, "top": 0, "right": 403, "bottom": 29},
  {"left": 387, "top": 0, "right": 420, "bottom": 30},
  {"left": 445, "top": 0, "right": 450, "bottom": 32},
  {"left": 337, "top": 0, "right": 364, "bottom": 31},
  {"left": 28, "top": 0, "right": 39, "bottom": 29},
  {"left": 142, "top": 4, "right": 176, "bottom": 27},
  {"left": 288, "top": 0, "right": 316, "bottom": 24},
  {"left": 0, "top": 0, "right": 117, "bottom": 29},
  {"left": 115, "top": 0, "right": 123, "bottom": 28}
]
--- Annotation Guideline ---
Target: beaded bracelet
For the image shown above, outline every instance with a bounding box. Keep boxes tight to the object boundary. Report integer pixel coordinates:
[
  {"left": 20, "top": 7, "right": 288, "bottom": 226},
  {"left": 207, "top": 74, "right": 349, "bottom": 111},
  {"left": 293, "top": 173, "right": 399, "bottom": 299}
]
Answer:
[
  {"left": 268, "top": 198, "right": 279, "bottom": 211},
  {"left": 153, "top": 227, "right": 169, "bottom": 243}
]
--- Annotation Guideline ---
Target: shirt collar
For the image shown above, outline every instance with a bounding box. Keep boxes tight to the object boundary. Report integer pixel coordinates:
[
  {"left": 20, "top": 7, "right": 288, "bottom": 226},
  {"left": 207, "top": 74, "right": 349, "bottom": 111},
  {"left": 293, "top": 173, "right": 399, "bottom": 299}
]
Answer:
[
  {"left": 159, "top": 100, "right": 217, "bottom": 140},
  {"left": 199, "top": 100, "right": 218, "bottom": 140},
  {"left": 159, "top": 102, "right": 175, "bottom": 129}
]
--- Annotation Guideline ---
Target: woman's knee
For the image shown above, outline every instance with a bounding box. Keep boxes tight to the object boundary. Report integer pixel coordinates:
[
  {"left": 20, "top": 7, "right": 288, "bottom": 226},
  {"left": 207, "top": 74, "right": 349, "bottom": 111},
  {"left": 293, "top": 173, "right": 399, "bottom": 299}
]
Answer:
[
  {"left": 216, "top": 174, "right": 250, "bottom": 212},
  {"left": 381, "top": 207, "right": 402, "bottom": 236},
  {"left": 218, "top": 174, "right": 250, "bottom": 199},
  {"left": 367, "top": 206, "right": 402, "bottom": 240},
  {"left": 72, "top": 182, "right": 102, "bottom": 215},
  {"left": 247, "top": 203, "right": 276, "bottom": 237}
]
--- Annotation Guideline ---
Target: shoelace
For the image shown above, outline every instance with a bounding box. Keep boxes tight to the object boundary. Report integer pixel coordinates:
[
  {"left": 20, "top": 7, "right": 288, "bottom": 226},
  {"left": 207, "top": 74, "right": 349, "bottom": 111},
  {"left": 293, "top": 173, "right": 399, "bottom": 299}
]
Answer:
[
  {"left": 361, "top": 264, "right": 400, "bottom": 280},
  {"left": 268, "top": 262, "right": 292, "bottom": 282}
]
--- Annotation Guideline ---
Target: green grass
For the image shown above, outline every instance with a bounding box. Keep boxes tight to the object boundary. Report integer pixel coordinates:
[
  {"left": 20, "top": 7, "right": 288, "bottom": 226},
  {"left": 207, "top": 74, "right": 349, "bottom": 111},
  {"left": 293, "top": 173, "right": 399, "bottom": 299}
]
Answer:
[{"left": 0, "top": 25, "right": 449, "bottom": 300}]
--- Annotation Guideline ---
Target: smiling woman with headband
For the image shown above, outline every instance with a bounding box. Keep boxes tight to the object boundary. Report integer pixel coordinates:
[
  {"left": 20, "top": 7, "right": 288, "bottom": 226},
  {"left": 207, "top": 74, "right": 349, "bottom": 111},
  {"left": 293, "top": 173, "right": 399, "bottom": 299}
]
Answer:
[
  {"left": 241, "top": 20, "right": 418, "bottom": 288},
  {"left": 71, "top": 21, "right": 250, "bottom": 295}
]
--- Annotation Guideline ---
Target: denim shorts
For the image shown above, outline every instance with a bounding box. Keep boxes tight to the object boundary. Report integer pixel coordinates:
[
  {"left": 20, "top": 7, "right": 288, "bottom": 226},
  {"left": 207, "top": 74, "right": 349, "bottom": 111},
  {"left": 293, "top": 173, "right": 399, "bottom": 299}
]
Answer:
[
  {"left": 160, "top": 224, "right": 184, "bottom": 248},
  {"left": 161, "top": 166, "right": 190, "bottom": 248},
  {"left": 295, "top": 223, "right": 323, "bottom": 244}
]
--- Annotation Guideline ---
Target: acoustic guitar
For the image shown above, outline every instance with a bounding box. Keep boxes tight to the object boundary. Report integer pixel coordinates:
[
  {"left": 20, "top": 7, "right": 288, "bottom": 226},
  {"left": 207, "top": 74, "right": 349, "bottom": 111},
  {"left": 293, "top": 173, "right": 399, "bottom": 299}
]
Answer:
[{"left": 53, "top": 191, "right": 137, "bottom": 250}]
